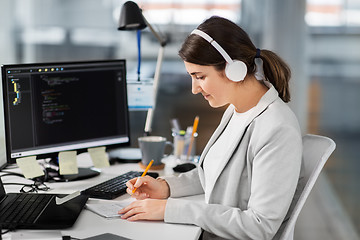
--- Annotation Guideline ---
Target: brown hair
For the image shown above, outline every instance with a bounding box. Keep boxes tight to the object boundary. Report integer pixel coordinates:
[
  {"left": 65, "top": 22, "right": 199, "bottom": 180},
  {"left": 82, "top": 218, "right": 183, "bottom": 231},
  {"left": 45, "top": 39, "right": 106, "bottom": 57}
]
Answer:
[{"left": 179, "top": 16, "right": 291, "bottom": 102}]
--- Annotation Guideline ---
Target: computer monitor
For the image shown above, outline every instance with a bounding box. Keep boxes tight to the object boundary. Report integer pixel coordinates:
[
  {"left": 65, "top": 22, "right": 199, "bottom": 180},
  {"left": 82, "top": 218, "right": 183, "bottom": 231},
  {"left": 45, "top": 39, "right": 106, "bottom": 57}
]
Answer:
[
  {"left": 0, "top": 82, "right": 6, "bottom": 170},
  {"left": 0, "top": 59, "right": 130, "bottom": 180}
]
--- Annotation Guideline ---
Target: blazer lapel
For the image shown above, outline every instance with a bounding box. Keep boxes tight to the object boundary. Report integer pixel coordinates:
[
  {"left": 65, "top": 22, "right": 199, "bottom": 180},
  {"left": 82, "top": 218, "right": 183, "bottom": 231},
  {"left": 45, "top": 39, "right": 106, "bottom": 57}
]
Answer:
[
  {"left": 198, "top": 105, "right": 234, "bottom": 190},
  {"left": 199, "top": 81, "right": 279, "bottom": 201}
]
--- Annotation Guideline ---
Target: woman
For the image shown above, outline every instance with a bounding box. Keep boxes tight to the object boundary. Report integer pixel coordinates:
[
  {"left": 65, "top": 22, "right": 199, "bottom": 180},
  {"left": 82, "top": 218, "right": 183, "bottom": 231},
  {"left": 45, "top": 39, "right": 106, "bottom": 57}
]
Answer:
[{"left": 119, "top": 16, "right": 303, "bottom": 240}]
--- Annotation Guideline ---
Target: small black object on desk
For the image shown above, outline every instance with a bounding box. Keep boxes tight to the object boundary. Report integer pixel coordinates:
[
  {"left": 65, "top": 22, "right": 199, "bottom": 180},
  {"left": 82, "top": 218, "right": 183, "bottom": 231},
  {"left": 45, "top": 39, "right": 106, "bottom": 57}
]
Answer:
[{"left": 173, "top": 163, "right": 197, "bottom": 173}]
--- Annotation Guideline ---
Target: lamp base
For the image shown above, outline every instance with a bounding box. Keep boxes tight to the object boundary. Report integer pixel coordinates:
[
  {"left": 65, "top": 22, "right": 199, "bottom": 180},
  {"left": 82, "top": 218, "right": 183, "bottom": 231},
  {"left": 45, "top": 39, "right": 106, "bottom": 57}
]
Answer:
[{"left": 108, "top": 147, "right": 142, "bottom": 163}]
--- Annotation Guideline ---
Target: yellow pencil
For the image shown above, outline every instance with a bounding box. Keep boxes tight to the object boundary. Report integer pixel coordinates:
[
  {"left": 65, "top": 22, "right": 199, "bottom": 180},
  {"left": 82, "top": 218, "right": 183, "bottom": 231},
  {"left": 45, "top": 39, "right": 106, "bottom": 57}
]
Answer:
[
  {"left": 132, "top": 159, "right": 154, "bottom": 194},
  {"left": 187, "top": 116, "right": 199, "bottom": 160}
]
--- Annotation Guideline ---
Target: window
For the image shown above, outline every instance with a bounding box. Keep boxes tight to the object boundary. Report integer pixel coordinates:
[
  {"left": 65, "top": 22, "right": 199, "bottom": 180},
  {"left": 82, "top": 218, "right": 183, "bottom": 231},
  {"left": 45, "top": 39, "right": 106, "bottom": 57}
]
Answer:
[
  {"left": 135, "top": 0, "right": 241, "bottom": 25},
  {"left": 306, "top": 0, "right": 360, "bottom": 26}
]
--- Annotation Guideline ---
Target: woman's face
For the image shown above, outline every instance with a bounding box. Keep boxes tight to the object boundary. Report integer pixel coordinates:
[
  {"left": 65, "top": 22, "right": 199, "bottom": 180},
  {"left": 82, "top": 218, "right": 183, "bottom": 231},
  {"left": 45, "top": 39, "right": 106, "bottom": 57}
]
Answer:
[{"left": 184, "top": 61, "right": 231, "bottom": 108}]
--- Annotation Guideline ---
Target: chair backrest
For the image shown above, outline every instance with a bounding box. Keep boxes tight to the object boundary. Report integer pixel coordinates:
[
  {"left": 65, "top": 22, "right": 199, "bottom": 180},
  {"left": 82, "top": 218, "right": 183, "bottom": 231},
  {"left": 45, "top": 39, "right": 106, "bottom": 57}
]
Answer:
[{"left": 279, "top": 134, "right": 336, "bottom": 240}]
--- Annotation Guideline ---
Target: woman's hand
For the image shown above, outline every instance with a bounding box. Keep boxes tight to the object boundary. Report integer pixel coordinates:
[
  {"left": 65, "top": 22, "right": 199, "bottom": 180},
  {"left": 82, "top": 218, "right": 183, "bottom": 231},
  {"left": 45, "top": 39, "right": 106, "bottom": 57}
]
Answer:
[
  {"left": 118, "top": 199, "right": 167, "bottom": 221},
  {"left": 126, "top": 176, "right": 170, "bottom": 200}
]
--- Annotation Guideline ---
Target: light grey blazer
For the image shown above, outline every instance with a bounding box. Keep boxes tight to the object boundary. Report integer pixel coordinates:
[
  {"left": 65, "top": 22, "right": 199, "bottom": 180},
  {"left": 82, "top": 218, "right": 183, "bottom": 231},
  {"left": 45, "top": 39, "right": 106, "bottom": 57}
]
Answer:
[{"left": 163, "top": 82, "right": 303, "bottom": 240}]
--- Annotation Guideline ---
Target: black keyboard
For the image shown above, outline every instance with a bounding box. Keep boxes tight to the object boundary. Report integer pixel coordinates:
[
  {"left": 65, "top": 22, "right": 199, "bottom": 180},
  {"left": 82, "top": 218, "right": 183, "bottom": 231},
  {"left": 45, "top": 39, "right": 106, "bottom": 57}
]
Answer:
[
  {"left": 0, "top": 194, "right": 53, "bottom": 225},
  {"left": 82, "top": 171, "right": 159, "bottom": 200}
]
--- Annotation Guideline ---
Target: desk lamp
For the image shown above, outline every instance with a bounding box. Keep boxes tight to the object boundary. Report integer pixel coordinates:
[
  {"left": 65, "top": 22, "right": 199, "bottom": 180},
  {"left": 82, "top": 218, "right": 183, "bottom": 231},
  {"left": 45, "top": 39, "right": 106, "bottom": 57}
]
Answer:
[
  {"left": 118, "top": 0, "right": 167, "bottom": 136},
  {"left": 110, "top": 1, "right": 167, "bottom": 163}
]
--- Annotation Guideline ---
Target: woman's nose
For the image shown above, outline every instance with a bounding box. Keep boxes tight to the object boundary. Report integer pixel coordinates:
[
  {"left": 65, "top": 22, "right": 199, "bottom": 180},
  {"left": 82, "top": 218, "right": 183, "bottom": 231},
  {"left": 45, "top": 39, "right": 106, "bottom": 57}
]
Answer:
[{"left": 192, "top": 80, "right": 201, "bottom": 94}]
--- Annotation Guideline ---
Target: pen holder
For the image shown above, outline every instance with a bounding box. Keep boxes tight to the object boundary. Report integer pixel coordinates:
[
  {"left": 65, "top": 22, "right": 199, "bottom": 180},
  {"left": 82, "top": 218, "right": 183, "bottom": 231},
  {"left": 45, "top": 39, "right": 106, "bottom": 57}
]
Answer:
[{"left": 173, "top": 132, "right": 197, "bottom": 161}]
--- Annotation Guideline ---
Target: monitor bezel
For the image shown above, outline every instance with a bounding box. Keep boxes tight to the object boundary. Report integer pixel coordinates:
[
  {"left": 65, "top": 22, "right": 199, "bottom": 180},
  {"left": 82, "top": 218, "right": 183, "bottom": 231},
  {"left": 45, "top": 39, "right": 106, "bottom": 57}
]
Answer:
[
  {"left": 1, "top": 59, "right": 131, "bottom": 165},
  {"left": 0, "top": 159, "right": 6, "bottom": 170}
]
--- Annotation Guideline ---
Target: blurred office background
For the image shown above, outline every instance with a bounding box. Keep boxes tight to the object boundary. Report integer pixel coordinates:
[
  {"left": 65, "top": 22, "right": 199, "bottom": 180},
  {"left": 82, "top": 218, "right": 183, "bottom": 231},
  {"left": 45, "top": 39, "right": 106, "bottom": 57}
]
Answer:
[{"left": 0, "top": 0, "right": 359, "bottom": 239}]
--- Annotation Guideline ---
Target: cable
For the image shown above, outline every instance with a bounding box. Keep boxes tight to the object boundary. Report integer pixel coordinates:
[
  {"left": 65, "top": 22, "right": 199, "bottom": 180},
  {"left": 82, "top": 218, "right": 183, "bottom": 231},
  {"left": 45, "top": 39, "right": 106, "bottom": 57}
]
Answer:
[
  {"left": 1, "top": 229, "right": 11, "bottom": 235},
  {"left": 137, "top": 29, "right": 141, "bottom": 81},
  {"left": 0, "top": 171, "right": 24, "bottom": 178},
  {"left": 1, "top": 170, "right": 51, "bottom": 192},
  {"left": 1, "top": 225, "right": 17, "bottom": 237},
  {"left": 2, "top": 163, "right": 18, "bottom": 170}
]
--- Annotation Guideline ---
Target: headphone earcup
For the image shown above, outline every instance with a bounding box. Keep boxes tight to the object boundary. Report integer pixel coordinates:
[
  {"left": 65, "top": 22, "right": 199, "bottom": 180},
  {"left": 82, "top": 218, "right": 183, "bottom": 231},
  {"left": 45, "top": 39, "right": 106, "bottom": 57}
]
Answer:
[
  {"left": 225, "top": 60, "right": 247, "bottom": 82},
  {"left": 191, "top": 29, "right": 248, "bottom": 82}
]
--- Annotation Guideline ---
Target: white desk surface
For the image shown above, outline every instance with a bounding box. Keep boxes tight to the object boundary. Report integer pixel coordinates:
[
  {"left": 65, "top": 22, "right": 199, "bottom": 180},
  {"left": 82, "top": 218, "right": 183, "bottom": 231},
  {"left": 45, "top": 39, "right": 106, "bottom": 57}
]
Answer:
[{"left": 1, "top": 153, "right": 202, "bottom": 240}]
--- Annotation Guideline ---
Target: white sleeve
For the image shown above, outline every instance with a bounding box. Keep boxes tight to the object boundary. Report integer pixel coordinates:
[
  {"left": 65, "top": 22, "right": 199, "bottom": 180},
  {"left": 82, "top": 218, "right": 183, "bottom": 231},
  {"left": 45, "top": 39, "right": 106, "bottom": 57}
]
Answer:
[{"left": 161, "top": 168, "right": 204, "bottom": 198}]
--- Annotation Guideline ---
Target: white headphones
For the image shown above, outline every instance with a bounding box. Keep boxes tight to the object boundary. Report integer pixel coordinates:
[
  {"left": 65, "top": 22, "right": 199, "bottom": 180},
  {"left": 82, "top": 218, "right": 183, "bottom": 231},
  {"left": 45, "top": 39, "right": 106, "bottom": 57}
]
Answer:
[{"left": 191, "top": 29, "right": 248, "bottom": 82}]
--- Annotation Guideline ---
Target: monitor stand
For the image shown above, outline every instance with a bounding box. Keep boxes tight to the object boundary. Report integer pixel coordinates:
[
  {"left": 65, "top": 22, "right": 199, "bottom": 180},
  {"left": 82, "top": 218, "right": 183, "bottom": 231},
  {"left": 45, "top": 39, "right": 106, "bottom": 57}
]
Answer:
[
  {"left": 53, "top": 167, "right": 100, "bottom": 182},
  {"left": 108, "top": 147, "right": 142, "bottom": 163},
  {"left": 40, "top": 158, "right": 101, "bottom": 183}
]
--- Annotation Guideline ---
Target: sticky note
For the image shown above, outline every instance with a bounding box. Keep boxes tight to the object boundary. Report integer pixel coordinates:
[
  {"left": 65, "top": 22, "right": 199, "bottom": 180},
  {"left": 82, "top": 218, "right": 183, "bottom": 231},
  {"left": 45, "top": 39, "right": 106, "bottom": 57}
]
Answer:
[
  {"left": 58, "top": 151, "right": 78, "bottom": 175},
  {"left": 16, "top": 156, "right": 44, "bottom": 179},
  {"left": 88, "top": 147, "right": 109, "bottom": 168}
]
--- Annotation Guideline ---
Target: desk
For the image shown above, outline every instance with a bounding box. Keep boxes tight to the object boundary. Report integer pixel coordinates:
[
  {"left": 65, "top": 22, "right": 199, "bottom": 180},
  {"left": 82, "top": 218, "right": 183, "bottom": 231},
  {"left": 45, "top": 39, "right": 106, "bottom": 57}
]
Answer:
[{"left": 1, "top": 153, "right": 202, "bottom": 240}]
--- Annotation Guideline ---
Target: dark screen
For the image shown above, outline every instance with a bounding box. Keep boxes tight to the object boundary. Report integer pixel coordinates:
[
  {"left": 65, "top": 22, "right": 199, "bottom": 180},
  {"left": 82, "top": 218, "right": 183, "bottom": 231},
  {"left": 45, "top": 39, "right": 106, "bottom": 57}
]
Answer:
[{"left": 1, "top": 60, "right": 130, "bottom": 163}]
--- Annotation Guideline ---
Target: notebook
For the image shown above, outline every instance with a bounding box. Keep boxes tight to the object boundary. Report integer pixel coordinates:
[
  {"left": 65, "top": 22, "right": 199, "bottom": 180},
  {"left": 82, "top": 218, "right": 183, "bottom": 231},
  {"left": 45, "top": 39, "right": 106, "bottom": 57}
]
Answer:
[{"left": 0, "top": 177, "right": 88, "bottom": 230}]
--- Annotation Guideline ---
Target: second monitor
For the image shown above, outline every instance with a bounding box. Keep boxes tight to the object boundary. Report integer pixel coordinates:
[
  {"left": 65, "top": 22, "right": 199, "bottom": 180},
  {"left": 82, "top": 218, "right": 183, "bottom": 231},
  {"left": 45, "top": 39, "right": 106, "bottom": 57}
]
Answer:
[{"left": 1, "top": 59, "right": 130, "bottom": 181}]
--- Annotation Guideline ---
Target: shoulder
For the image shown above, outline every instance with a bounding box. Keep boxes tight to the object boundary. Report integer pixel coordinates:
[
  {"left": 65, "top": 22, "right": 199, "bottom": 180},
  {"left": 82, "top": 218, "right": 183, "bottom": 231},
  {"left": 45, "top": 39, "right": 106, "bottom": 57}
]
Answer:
[
  {"left": 254, "top": 98, "right": 300, "bottom": 132},
  {"left": 249, "top": 98, "right": 302, "bottom": 148}
]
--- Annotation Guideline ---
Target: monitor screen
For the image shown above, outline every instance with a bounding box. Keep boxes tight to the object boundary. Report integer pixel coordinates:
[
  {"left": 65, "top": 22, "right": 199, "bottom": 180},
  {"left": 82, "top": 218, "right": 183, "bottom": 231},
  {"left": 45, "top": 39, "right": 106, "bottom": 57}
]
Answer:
[
  {"left": 1, "top": 59, "right": 130, "bottom": 166},
  {"left": 0, "top": 80, "right": 6, "bottom": 170}
]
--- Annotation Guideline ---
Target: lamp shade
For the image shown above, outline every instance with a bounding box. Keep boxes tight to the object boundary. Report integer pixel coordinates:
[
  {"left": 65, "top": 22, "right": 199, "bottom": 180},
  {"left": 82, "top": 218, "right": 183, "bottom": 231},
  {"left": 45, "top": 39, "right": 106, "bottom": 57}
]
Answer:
[{"left": 118, "top": 1, "right": 147, "bottom": 31}]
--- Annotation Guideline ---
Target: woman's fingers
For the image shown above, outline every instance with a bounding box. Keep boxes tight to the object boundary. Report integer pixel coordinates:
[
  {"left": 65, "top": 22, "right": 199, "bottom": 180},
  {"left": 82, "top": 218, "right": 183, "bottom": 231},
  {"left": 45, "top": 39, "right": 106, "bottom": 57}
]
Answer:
[
  {"left": 126, "top": 187, "right": 149, "bottom": 199},
  {"left": 118, "top": 200, "right": 138, "bottom": 214},
  {"left": 119, "top": 204, "right": 144, "bottom": 219},
  {"left": 126, "top": 212, "right": 147, "bottom": 221},
  {"left": 126, "top": 176, "right": 154, "bottom": 196},
  {"left": 125, "top": 176, "right": 170, "bottom": 199},
  {"left": 133, "top": 177, "right": 141, "bottom": 188},
  {"left": 125, "top": 182, "right": 133, "bottom": 191},
  {"left": 118, "top": 199, "right": 167, "bottom": 221},
  {"left": 126, "top": 176, "right": 151, "bottom": 190},
  {"left": 134, "top": 175, "right": 153, "bottom": 187}
]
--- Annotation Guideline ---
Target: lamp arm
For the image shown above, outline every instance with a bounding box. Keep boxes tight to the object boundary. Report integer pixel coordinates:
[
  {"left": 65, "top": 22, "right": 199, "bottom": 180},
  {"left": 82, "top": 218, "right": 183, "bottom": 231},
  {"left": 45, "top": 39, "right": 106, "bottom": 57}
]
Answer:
[
  {"left": 141, "top": 15, "right": 166, "bottom": 135},
  {"left": 144, "top": 45, "right": 165, "bottom": 135},
  {"left": 143, "top": 17, "right": 167, "bottom": 47}
]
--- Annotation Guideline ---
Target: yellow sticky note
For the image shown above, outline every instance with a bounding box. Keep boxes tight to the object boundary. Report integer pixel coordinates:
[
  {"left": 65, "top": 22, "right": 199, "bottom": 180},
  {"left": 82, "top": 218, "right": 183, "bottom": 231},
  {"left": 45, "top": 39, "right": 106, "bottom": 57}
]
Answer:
[
  {"left": 58, "top": 151, "right": 78, "bottom": 175},
  {"left": 88, "top": 147, "right": 109, "bottom": 168},
  {"left": 16, "top": 156, "right": 44, "bottom": 179}
]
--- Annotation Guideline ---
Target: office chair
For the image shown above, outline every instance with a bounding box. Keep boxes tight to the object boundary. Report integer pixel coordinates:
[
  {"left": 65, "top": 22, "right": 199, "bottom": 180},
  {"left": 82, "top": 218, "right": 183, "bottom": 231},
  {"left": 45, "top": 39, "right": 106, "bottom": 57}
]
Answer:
[{"left": 279, "top": 134, "right": 336, "bottom": 240}]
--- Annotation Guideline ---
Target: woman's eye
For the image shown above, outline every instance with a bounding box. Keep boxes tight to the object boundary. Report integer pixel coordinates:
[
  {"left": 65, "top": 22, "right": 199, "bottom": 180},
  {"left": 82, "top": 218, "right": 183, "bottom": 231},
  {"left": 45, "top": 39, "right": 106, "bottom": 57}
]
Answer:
[{"left": 196, "top": 76, "right": 204, "bottom": 80}]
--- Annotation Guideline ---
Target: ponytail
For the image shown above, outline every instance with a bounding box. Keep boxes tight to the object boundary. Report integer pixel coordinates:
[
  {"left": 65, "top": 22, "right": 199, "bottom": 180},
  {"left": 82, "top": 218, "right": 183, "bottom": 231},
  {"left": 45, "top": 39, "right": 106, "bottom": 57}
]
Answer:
[{"left": 259, "top": 50, "right": 291, "bottom": 103}]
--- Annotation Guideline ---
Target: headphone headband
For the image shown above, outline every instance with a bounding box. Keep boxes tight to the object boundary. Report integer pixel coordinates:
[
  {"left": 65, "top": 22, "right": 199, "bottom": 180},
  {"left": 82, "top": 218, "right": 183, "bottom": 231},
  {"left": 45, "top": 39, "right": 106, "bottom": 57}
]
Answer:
[
  {"left": 191, "top": 29, "right": 233, "bottom": 64},
  {"left": 190, "top": 28, "right": 247, "bottom": 82}
]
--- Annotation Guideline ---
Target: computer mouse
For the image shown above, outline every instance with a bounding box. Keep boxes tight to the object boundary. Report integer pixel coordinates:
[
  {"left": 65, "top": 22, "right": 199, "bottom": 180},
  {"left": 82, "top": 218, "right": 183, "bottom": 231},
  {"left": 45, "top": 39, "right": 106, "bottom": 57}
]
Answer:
[{"left": 173, "top": 163, "right": 197, "bottom": 173}]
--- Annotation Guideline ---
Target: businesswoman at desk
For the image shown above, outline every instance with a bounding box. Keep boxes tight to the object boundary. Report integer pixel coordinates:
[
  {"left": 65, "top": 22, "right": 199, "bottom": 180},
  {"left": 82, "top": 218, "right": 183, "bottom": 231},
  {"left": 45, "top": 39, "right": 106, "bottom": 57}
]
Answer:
[{"left": 119, "top": 16, "right": 303, "bottom": 240}]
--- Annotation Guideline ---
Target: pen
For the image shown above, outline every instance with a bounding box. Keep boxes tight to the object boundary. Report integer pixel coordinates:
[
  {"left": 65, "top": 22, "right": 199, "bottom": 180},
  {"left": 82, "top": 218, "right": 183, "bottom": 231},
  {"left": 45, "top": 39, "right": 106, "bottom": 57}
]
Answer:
[
  {"left": 170, "top": 118, "right": 181, "bottom": 135},
  {"left": 187, "top": 116, "right": 199, "bottom": 160},
  {"left": 132, "top": 159, "right": 154, "bottom": 194}
]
